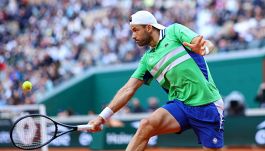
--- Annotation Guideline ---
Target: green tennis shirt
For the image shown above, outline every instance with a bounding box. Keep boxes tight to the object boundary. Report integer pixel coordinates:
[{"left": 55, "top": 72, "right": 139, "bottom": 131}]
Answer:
[{"left": 131, "top": 23, "right": 221, "bottom": 106}]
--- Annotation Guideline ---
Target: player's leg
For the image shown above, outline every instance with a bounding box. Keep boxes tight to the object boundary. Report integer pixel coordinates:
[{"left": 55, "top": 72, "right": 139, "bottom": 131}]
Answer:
[
  {"left": 125, "top": 107, "right": 181, "bottom": 151},
  {"left": 190, "top": 99, "right": 224, "bottom": 151}
]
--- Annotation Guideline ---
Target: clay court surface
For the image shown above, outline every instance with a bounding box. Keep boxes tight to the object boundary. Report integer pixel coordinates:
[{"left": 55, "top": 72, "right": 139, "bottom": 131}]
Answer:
[{"left": 1, "top": 147, "right": 265, "bottom": 151}]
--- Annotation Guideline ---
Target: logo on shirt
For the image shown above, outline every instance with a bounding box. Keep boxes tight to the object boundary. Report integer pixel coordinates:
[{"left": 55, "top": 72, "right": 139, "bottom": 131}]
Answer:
[
  {"left": 164, "top": 43, "right": 169, "bottom": 47},
  {"left": 149, "top": 57, "right": 154, "bottom": 63}
]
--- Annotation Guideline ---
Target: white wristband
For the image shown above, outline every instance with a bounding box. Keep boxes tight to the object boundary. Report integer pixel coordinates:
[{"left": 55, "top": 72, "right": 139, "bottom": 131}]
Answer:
[
  {"left": 99, "top": 107, "right": 114, "bottom": 121},
  {"left": 204, "top": 46, "right": 210, "bottom": 55}
]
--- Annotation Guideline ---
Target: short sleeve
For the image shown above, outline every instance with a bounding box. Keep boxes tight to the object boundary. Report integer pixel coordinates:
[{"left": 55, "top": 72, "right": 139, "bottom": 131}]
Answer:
[
  {"left": 131, "top": 55, "right": 153, "bottom": 85},
  {"left": 174, "top": 23, "right": 198, "bottom": 44}
]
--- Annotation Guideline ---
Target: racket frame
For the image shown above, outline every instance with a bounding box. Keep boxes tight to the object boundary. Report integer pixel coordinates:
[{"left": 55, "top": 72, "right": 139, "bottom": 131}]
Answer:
[{"left": 10, "top": 114, "right": 79, "bottom": 150}]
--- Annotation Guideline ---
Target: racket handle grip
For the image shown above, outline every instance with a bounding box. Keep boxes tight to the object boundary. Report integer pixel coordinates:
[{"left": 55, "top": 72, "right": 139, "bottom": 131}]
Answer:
[
  {"left": 77, "top": 124, "right": 93, "bottom": 131},
  {"left": 77, "top": 124, "right": 103, "bottom": 131}
]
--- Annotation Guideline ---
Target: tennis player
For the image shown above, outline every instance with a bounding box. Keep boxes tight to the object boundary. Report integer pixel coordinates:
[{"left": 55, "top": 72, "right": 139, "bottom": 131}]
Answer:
[{"left": 88, "top": 10, "right": 224, "bottom": 151}]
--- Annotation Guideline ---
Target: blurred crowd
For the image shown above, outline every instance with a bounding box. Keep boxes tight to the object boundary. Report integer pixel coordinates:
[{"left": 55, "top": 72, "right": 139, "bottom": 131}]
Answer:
[
  {"left": 0, "top": 0, "right": 265, "bottom": 106},
  {"left": 57, "top": 96, "right": 160, "bottom": 117}
]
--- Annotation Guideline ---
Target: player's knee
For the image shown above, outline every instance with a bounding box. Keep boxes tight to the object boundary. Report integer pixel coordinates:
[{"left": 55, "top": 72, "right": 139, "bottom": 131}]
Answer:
[
  {"left": 137, "top": 118, "right": 155, "bottom": 137},
  {"left": 139, "top": 118, "right": 150, "bottom": 129}
]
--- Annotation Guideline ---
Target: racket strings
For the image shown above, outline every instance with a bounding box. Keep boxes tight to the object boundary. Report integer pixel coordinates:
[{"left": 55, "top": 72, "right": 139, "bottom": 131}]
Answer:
[{"left": 11, "top": 116, "right": 55, "bottom": 150}]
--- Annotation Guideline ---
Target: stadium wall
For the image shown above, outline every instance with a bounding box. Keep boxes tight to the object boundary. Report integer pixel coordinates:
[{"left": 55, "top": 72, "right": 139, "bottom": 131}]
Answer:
[{"left": 41, "top": 50, "right": 265, "bottom": 116}]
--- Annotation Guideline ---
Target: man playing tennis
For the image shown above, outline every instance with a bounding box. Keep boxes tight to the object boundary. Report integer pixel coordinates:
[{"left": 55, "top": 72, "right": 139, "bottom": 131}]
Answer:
[{"left": 88, "top": 10, "right": 224, "bottom": 151}]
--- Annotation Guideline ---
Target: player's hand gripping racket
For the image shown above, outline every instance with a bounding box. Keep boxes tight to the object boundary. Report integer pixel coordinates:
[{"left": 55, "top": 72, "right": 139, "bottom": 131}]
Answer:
[{"left": 10, "top": 114, "right": 97, "bottom": 150}]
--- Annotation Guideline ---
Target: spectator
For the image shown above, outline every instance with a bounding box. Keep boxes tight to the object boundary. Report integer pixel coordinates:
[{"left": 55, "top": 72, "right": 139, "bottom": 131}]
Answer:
[
  {"left": 1, "top": 0, "right": 265, "bottom": 106},
  {"left": 0, "top": 84, "right": 6, "bottom": 106},
  {"left": 255, "top": 82, "right": 265, "bottom": 108},
  {"left": 146, "top": 96, "right": 159, "bottom": 112},
  {"left": 116, "top": 105, "right": 131, "bottom": 115},
  {"left": 224, "top": 91, "right": 246, "bottom": 116},
  {"left": 130, "top": 98, "right": 145, "bottom": 113},
  {"left": 57, "top": 108, "right": 74, "bottom": 117}
]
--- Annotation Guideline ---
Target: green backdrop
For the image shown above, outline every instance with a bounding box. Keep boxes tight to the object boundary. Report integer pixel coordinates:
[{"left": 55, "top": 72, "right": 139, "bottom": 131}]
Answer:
[{"left": 42, "top": 52, "right": 264, "bottom": 116}]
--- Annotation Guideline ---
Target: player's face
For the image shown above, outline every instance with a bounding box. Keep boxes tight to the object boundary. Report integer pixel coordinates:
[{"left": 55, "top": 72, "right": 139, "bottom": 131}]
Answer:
[{"left": 130, "top": 25, "right": 152, "bottom": 47}]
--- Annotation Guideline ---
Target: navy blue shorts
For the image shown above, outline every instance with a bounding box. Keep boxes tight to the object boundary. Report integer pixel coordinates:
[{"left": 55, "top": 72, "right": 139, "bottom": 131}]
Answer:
[{"left": 162, "top": 99, "right": 224, "bottom": 148}]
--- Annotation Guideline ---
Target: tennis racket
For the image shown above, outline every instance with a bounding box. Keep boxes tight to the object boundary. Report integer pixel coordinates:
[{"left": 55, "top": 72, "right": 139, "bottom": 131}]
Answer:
[{"left": 10, "top": 114, "right": 96, "bottom": 150}]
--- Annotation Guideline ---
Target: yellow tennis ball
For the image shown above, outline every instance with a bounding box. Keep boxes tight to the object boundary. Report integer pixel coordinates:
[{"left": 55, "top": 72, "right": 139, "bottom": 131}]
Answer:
[{"left": 22, "top": 81, "right": 32, "bottom": 91}]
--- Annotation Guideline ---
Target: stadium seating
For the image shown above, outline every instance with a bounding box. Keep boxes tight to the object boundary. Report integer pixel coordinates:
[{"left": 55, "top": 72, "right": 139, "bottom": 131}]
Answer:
[{"left": 0, "top": 0, "right": 264, "bottom": 105}]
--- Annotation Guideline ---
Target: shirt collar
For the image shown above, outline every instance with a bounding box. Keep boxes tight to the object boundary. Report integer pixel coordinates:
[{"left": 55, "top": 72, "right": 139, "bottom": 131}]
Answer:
[
  {"left": 159, "top": 29, "right": 166, "bottom": 40},
  {"left": 150, "top": 29, "right": 166, "bottom": 51}
]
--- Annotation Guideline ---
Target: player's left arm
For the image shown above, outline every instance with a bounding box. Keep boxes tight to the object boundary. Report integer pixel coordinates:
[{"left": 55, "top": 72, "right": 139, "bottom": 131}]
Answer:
[
  {"left": 173, "top": 23, "right": 215, "bottom": 56},
  {"left": 183, "top": 35, "right": 216, "bottom": 56}
]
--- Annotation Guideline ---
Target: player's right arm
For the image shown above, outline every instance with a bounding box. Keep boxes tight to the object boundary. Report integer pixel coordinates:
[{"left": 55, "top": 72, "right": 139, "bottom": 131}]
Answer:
[
  {"left": 88, "top": 78, "right": 144, "bottom": 132},
  {"left": 108, "top": 77, "right": 144, "bottom": 112},
  {"left": 89, "top": 54, "right": 150, "bottom": 132}
]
